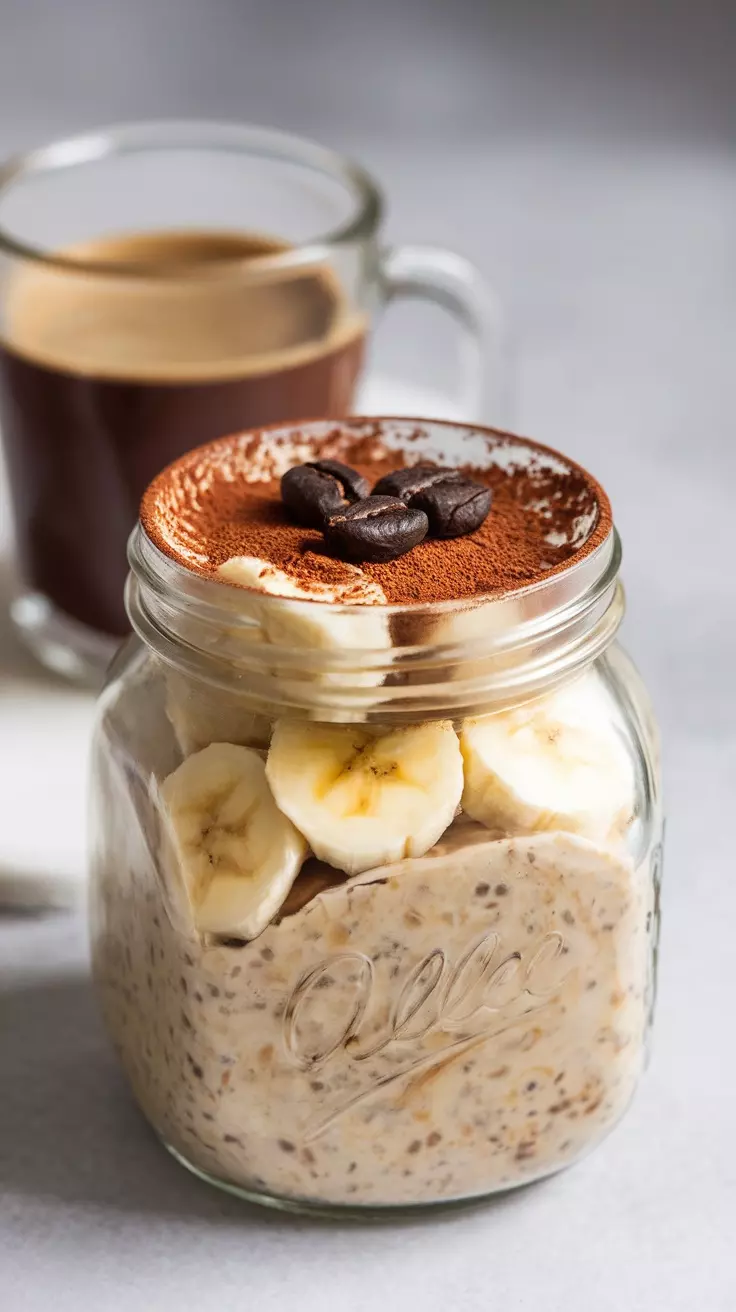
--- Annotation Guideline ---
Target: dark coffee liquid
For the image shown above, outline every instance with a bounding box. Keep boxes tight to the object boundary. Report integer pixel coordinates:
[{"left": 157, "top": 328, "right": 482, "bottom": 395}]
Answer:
[{"left": 0, "top": 231, "right": 366, "bottom": 635}]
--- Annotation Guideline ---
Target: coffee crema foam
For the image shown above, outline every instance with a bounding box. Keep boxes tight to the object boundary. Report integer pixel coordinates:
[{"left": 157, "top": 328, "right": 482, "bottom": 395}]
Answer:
[
  {"left": 141, "top": 419, "right": 612, "bottom": 606},
  {"left": 2, "top": 229, "right": 366, "bottom": 382}
]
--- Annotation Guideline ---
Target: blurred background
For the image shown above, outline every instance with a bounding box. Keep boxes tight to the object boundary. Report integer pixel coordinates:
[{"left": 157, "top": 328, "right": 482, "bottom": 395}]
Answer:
[
  {"left": 1, "top": 0, "right": 734, "bottom": 427},
  {"left": 1, "top": 2, "right": 735, "bottom": 1306}
]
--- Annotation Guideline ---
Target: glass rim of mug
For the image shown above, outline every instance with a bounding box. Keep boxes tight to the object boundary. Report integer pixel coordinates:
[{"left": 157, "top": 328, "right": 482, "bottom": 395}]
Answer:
[{"left": 0, "top": 119, "right": 384, "bottom": 276}]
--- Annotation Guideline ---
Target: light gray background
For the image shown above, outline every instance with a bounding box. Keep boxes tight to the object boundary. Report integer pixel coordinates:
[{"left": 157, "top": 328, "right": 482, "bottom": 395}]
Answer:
[{"left": 1, "top": 2, "right": 735, "bottom": 1309}]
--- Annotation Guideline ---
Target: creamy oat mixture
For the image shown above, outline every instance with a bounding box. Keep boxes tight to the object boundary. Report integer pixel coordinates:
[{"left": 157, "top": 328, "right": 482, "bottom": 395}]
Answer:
[{"left": 90, "top": 660, "right": 654, "bottom": 1208}]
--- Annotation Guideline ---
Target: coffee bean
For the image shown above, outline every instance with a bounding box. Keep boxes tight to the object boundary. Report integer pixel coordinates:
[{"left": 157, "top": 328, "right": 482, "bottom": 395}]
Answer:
[
  {"left": 372, "top": 464, "right": 462, "bottom": 502},
  {"left": 413, "top": 480, "right": 492, "bottom": 538},
  {"left": 307, "top": 460, "right": 369, "bottom": 502},
  {"left": 325, "top": 495, "right": 429, "bottom": 563},
  {"left": 281, "top": 466, "right": 344, "bottom": 527},
  {"left": 373, "top": 463, "right": 491, "bottom": 538},
  {"left": 281, "top": 460, "right": 367, "bottom": 528}
]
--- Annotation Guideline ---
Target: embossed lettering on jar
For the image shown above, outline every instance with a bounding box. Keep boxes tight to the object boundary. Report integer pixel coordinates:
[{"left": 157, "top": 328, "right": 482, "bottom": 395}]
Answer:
[{"left": 89, "top": 417, "right": 663, "bottom": 1215}]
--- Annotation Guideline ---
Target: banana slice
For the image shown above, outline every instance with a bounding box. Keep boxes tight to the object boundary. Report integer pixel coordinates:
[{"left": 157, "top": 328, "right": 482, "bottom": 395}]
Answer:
[
  {"left": 217, "top": 556, "right": 391, "bottom": 690},
  {"left": 159, "top": 742, "right": 307, "bottom": 939},
  {"left": 266, "top": 719, "right": 464, "bottom": 875},
  {"left": 460, "top": 673, "right": 635, "bottom": 845}
]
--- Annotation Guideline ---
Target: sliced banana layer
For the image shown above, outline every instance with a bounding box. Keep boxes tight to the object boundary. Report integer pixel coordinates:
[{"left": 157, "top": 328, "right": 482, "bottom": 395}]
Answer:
[
  {"left": 159, "top": 742, "right": 307, "bottom": 939},
  {"left": 461, "top": 674, "right": 635, "bottom": 845},
  {"left": 217, "top": 555, "right": 391, "bottom": 690},
  {"left": 266, "top": 719, "right": 464, "bottom": 876}
]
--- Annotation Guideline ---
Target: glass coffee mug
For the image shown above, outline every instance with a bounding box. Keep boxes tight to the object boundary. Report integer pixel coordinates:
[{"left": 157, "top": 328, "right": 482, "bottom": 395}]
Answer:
[{"left": 0, "top": 122, "right": 503, "bottom": 682}]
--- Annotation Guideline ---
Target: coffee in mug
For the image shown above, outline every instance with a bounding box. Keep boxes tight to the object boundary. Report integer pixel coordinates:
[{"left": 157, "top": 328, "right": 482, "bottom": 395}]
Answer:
[{"left": 0, "top": 230, "right": 366, "bottom": 637}]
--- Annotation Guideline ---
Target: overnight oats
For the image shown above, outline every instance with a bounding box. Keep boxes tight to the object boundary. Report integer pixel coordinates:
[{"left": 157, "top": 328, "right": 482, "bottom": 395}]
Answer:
[{"left": 89, "top": 417, "right": 663, "bottom": 1214}]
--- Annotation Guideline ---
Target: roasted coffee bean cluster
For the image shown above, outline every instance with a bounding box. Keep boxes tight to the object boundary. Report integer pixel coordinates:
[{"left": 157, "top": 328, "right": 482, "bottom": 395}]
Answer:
[{"left": 280, "top": 461, "right": 492, "bottom": 562}]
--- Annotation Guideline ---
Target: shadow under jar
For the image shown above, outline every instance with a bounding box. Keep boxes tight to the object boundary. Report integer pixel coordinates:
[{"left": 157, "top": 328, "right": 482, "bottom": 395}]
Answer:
[{"left": 89, "top": 417, "right": 663, "bottom": 1216}]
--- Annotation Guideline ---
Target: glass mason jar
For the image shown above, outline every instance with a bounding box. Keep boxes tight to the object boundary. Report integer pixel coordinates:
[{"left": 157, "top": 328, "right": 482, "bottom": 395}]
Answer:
[{"left": 89, "top": 419, "right": 663, "bottom": 1216}]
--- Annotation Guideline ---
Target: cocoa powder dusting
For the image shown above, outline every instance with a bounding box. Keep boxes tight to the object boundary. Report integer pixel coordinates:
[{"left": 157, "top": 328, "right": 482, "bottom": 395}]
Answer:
[{"left": 141, "top": 419, "right": 611, "bottom": 604}]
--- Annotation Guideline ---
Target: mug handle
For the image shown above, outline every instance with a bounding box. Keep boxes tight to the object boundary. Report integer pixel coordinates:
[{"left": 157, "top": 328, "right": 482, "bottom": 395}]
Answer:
[{"left": 377, "top": 244, "right": 508, "bottom": 423}]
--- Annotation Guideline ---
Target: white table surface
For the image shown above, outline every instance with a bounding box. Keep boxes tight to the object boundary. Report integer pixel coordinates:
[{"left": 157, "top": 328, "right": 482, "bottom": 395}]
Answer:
[{"left": 2, "top": 3, "right": 736, "bottom": 1309}]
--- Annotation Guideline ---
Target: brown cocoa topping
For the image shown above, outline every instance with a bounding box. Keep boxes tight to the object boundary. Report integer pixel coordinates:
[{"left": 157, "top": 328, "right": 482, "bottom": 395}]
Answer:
[{"left": 141, "top": 419, "right": 611, "bottom": 605}]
